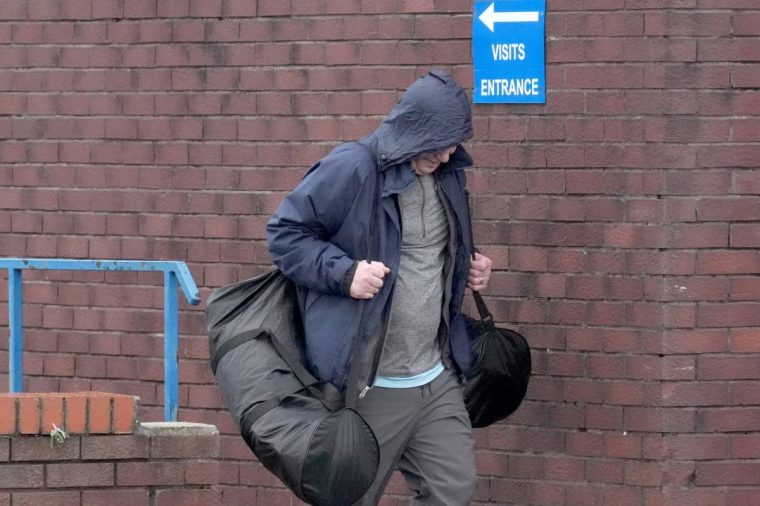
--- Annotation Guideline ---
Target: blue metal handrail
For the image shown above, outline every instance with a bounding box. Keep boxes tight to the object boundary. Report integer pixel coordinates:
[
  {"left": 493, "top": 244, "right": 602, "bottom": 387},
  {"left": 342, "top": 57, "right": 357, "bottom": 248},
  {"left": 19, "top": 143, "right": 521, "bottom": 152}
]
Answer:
[{"left": 0, "top": 258, "right": 201, "bottom": 422}]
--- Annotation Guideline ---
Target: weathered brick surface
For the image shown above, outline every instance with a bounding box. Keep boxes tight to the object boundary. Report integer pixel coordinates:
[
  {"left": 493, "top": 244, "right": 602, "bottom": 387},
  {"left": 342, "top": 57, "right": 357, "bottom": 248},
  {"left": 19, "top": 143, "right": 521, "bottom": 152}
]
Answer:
[
  {"left": 0, "top": 421, "right": 220, "bottom": 505},
  {"left": 1, "top": 1, "right": 759, "bottom": 504}
]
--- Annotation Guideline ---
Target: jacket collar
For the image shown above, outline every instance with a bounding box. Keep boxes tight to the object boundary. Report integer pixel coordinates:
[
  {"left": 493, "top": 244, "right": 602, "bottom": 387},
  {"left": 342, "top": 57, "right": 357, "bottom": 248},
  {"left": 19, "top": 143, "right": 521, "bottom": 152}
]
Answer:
[
  {"left": 357, "top": 137, "right": 472, "bottom": 199},
  {"left": 359, "top": 135, "right": 473, "bottom": 173}
]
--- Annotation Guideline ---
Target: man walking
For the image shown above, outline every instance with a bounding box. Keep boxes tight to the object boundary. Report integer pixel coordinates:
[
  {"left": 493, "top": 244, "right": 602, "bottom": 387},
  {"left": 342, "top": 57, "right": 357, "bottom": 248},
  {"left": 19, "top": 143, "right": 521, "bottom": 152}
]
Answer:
[{"left": 267, "top": 69, "right": 492, "bottom": 505}]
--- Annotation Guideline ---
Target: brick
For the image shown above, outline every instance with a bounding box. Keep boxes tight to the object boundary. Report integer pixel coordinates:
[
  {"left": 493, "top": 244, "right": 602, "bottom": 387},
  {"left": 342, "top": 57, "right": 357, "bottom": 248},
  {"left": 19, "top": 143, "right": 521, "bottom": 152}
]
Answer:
[
  {"left": 728, "top": 382, "right": 760, "bottom": 409},
  {"left": 605, "top": 381, "right": 660, "bottom": 406},
  {"left": 604, "top": 433, "right": 642, "bottom": 459},
  {"left": 625, "top": 407, "right": 695, "bottom": 433},
  {"left": 112, "top": 395, "right": 137, "bottom": 433},
  {"left": 727, "top": 488, "right": 760, "bottom": 506},
  {"left": 731, "top": 224, "right": 760, "bottom": 247},
  {"left": 0, "top": 464, "right": 44, "bottom": 488},
  {"left": 697, "top": 251, "right": 760, "bottom": 275},
  {"left": 18, "top": 396, "right": 41, "bottom": 435},
  {"left": 11, "top": 434, "right": 79, "bottom": 461},
  {"left": 660, "top": 489, "right": 725, "bottom": 506},
  {"left": 731, "top": 434, "right": 760, "bottom": 459},
  {"left": 697, "top": 303, "right": 760, "bottom": 328},
  {"left": 88, "top": 394, "right": 112, "bottom": 434},
  {"left": 475, "top": 450, "right": 509, "bottom": 477},
  {"left": 696, "top": 462, "right": 760, "bottom": 486},
  {"left": 238, "top": 461, "right": 281, "bottom": 487},
  {"left": 731, "top": 328, "right": 760, "bottom": 352},
  {"left": 47, "top": 462, "right": 114, "bottom": 487},
  {"left": 624, "top": 460, "right": 664, "bottom": 487},
  {"left": 544, "top": 455, "right": 584, "bottom": 481},
  {"left": 82, "top": 489, "right": 150, "bottom": 506},
  {"left": 698, "top": 144, "right": 760, "bottom": 169},
  {"left": 664, "top": 434, "right": 729, "bottom": 460},
  {"left": 697, "top": 408, "right": 760, "bottom": 432},
  {"left": 732, "top": 65, "right": 759, "bottom": 89},
  {"left": 117, "top": 461, "right": 186, "bottom": 486},
  {"left": 667, "top": 379, "right": 731, "bottom": 406},
  {"left": 567, "top": 431, "right": 606, "bottom": 459},
  {"left": 155, "top": 489, "right": 222, "bottom": 506},
  {"left": 663, "top": 329, "right": 727, "bottom": 354},
  {"left": 186, "top": 460, "right": 222, "bottom": 485},
  {"left": 699, "top": 39, "right": 760, "bottom": 62},
  {"left": 698, "top": 355, "right": 760, "bottom": 380},
  {"left": 11, "top": 491, "right": 80, "bottom": 506},
  {"left": 0, "top": 397, "right": 15, "bottom": 434},
  {"left": 587, "top": 458, "right": 624, "bottom": 484},
  {"left": 40, "top": 394, "right": 65, "bottom": 433}
]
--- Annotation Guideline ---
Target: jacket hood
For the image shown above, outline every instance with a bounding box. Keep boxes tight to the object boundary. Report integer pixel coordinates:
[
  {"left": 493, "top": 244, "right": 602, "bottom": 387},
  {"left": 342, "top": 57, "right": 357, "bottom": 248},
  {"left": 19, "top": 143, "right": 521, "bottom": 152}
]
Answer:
[{"left": 369, "top": 69, "right": 474, "bottom": 169}]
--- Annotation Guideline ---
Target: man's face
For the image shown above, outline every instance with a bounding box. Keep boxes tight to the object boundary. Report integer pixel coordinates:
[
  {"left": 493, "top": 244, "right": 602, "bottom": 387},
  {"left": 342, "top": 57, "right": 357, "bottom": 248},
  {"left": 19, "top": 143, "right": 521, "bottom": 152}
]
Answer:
[{"left": 411, "top": 146, "right": 457, "bottom": 175}]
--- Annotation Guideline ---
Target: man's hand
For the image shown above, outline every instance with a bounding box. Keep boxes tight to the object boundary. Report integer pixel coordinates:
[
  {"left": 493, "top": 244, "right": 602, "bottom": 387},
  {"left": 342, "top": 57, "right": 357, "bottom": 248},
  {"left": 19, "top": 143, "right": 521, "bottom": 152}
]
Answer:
[
  {"left": 467, "top": 252, "right": 493, "bottom": 292},
  {"left": 350, "top": 261, "right": 391, "bottom": 299}
]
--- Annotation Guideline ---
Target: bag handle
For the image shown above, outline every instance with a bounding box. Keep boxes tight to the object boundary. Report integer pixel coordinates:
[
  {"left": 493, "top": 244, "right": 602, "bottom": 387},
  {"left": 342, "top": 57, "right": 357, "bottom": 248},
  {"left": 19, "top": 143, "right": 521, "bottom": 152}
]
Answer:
[
  {"left": 209, "top": 329, "right": 264, "bottom": 375},
  {"left": 209, "top": 326, "right": 320, "bottom": 390},
  {"left": 465, "top": 186, "right": 497, "bottom": 331},
  {"left": 472, "top": 291, "right": 495, "bottom": 330}
]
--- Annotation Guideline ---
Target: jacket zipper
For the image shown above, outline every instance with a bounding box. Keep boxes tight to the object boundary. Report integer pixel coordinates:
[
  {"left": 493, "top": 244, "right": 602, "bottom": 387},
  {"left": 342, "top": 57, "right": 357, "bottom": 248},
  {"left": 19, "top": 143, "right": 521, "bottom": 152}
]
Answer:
[
  {"left": 359, "top": 196, "right": 402, "bottom": 400},
  {"left": 359, "top": 171, "right": 462, "bottom": 400},
  {"left": 419, "top": 175, "right": 426, "bottom": 238},
  {"left": 436, "top": 176, "right": 468, "bottom": 383},
  {"left": 358, "top": 267, "right": 395, "bottom": 400},
  {"left": 362, "top": 176, "right": 458, "bottom": 402}
]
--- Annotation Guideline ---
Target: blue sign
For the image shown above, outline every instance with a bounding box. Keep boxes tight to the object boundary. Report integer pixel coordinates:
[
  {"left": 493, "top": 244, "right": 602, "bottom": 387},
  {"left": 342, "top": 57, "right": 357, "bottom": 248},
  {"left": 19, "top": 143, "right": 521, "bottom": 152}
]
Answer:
[{"left": 473, "top": 0, "right": 546, "bottom": 104}]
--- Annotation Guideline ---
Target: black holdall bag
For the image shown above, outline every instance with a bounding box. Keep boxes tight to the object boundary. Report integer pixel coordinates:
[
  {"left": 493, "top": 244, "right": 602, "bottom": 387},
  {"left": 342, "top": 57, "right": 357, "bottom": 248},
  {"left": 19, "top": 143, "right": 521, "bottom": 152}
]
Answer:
[
  {"left": 463, "top": 290, "right": 532, "bottom": 428},
  {"left": 205, "top": 269, "right": 379, "bottom": 506}
]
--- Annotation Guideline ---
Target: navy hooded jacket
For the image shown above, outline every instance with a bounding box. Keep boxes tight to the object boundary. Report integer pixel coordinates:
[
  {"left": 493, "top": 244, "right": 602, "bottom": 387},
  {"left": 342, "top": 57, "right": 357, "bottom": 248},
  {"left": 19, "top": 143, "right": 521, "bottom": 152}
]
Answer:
[{"left": 267, "top": 70, "right": 477, "bottom": 404}]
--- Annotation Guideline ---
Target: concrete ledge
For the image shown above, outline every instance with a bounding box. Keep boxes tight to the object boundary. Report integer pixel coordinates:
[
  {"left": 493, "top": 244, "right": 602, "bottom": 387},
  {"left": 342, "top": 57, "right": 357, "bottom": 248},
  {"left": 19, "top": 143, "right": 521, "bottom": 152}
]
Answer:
[{"left": 137, "top": 422, "right": 220, "bottom": 437}]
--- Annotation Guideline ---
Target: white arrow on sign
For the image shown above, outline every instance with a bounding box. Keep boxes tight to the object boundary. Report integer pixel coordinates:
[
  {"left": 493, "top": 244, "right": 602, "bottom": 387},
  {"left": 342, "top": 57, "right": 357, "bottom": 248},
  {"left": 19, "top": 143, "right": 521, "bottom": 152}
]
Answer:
[{"left": 479, "top": 2, "right": 540, "bottom": 32}]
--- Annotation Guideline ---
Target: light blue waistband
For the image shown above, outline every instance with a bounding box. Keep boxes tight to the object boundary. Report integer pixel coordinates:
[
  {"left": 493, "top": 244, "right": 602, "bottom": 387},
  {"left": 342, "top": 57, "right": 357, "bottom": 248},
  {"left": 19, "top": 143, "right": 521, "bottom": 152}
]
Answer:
[{"left": 373, "top": 362, "right": 445, "bottom": 389}]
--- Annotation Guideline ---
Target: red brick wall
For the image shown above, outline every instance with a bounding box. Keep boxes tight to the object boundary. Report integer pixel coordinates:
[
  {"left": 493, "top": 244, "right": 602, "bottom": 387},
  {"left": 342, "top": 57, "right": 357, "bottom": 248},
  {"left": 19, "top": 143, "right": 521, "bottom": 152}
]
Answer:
[
  {"left": 1, "top": 392, "right": 222, "bottom": 506},
  {"left": 1, "top": 1, "right": 759, "bottom": 505},
  {"left": 0, "top": 391, "right": 137, "bottom": 435}
]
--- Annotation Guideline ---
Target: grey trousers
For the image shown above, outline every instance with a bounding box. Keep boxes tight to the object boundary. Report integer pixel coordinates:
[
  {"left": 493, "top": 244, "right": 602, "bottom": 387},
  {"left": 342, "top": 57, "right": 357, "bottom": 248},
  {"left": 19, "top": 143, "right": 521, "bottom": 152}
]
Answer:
[{"left": 352, "top": 369, "right": 477, "bottom": 506}]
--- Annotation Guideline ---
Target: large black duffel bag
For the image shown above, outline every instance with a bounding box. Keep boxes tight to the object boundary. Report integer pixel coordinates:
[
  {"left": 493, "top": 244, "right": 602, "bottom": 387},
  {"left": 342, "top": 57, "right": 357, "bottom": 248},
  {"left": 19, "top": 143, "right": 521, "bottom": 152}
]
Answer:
[{"left": 206, "top": 269, "right": 379, "bottom": 506}]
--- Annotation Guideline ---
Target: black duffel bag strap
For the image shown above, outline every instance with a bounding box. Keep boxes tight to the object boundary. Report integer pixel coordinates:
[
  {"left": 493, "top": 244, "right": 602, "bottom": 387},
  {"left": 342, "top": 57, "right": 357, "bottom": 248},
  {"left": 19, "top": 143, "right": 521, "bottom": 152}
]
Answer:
[
  {"left": 210, "top": 328, "right": 266, "bottom": 375},
  {"left": 210, "top": 327, "right": 344, "bottom": 416},
  {"left": 240, "top": 329, "right": 345, "bottom": 438},
  {"left": 472, "top": 291, "right": 495, "bottom": 330}
]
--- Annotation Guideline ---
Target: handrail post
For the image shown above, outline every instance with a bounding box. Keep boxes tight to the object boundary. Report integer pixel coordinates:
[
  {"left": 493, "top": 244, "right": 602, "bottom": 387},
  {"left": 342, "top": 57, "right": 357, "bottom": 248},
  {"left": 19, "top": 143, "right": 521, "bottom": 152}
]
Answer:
[
  {"left": 163, "top": 270, "right": 179, "bottom": 422},
  {"left": 8, "top": 268, "right": 23, "bottom": 392}
]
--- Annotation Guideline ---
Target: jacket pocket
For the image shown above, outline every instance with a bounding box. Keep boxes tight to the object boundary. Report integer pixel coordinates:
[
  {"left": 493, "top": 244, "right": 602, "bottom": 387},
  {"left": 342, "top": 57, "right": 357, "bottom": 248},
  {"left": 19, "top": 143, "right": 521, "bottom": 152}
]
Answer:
[{"left": 303, "top": 294, "right": 361, "bottom": 387}]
